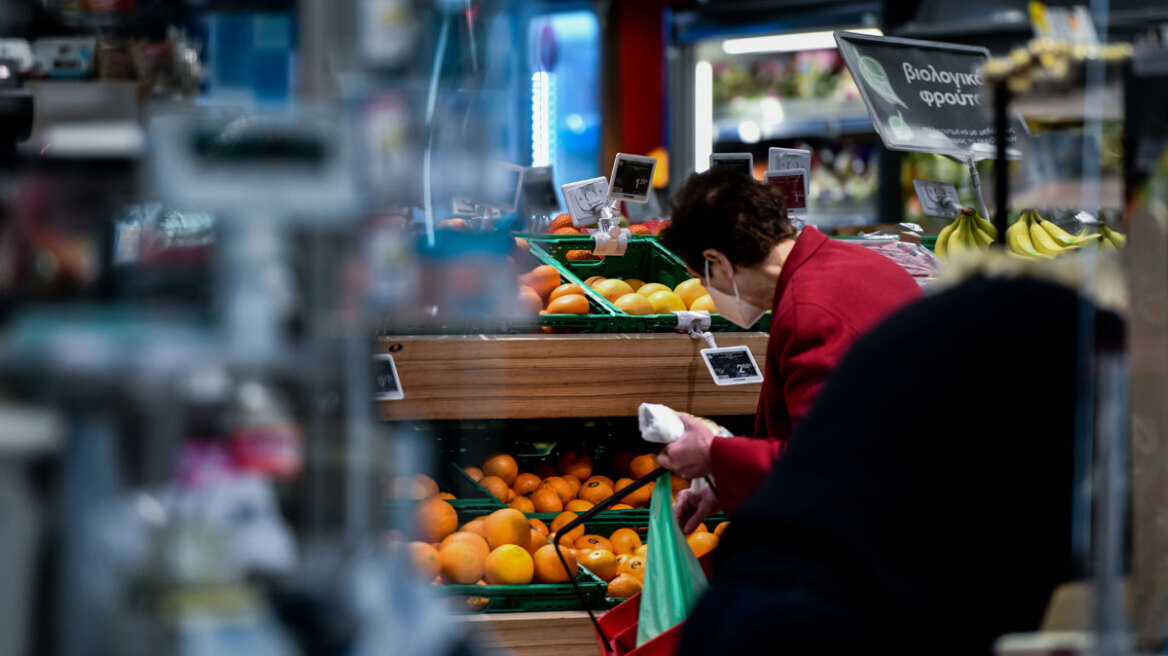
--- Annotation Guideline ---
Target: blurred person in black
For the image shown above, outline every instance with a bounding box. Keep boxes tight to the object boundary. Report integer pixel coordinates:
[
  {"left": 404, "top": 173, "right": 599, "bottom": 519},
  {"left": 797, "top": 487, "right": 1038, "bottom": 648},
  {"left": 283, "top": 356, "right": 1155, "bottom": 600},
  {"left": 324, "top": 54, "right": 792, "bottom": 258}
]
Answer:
[{"left": 677, "top": 261, "right": 1125, "bottom": 655}]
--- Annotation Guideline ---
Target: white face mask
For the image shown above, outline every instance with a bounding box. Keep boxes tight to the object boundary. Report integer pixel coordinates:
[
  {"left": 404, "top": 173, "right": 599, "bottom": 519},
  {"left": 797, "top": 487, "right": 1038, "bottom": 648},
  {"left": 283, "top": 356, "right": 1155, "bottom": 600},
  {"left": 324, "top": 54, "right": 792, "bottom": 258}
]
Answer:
[{"left": 704, "top": 260, "right": 767, "bottom": 329}]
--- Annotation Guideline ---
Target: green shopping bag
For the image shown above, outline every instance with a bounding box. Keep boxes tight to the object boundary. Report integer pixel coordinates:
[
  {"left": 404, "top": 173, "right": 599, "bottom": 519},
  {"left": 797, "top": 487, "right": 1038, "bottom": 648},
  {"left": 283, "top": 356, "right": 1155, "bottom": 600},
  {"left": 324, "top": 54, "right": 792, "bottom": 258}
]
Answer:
[{"left": 636, "top": 472, "right": 709, "bottom": 647}]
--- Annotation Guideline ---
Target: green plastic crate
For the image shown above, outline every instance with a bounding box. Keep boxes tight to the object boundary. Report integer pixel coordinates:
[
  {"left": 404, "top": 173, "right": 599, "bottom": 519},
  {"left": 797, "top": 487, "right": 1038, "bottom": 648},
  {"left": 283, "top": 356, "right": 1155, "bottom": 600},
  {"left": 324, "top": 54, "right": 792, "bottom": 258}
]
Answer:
[
  {"left": 441, "top": 563, "right": 608, "bottom": 613},
  {"left": 528, "top": 235, "right": 771, "bottom": 333}
]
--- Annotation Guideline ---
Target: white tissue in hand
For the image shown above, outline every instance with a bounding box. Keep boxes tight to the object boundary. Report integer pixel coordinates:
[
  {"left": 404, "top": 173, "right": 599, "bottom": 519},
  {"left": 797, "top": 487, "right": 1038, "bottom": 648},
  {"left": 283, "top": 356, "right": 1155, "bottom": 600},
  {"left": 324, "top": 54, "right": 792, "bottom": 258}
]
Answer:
[{"left": 638, "top": 403, "right": 686, "bottom": 444}]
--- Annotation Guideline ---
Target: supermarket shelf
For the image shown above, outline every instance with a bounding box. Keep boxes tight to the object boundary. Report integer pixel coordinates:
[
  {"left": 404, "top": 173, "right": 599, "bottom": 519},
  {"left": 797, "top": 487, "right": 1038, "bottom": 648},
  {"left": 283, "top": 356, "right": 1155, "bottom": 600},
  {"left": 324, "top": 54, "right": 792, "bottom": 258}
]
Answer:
[
  {"left": 1012, "top": 176, "right": 1123, "bottom": 211},
  {"left": 376, "top": 333, "right": 768, "bottom": 421},
  {"left": 1015, "top": 84, "right": 1123, "bottom": 125},
  {"left": 714, "top": 115, "right": 873, "bottom": 142},
  {"left": 456, "top": 611, "right": 597, "bottom": 656}
]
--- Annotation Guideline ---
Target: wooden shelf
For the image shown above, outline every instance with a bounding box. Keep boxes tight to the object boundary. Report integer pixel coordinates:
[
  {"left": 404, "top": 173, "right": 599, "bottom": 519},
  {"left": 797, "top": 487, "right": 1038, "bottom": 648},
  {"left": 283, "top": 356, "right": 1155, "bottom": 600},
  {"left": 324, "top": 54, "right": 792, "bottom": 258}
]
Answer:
[
  {"left": 456, "top": 611, "right": 598, "bottom": 655},
  {"left": 376, "top": 333, "right": 768, "bottom": 421}
]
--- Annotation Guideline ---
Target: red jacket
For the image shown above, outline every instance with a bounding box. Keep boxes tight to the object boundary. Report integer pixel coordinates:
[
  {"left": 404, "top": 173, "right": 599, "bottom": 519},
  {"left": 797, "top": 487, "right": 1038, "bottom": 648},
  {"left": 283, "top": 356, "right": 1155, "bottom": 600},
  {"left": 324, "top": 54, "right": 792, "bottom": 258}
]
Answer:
[{"left": 709, "top": 227, "right": 922, "bottom": 511}]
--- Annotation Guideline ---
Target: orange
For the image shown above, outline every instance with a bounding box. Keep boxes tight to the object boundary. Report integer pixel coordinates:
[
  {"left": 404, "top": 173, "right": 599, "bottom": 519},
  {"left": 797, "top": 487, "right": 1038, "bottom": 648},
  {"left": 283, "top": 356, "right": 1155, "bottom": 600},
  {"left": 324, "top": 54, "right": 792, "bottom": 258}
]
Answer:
[
  {"left": 646, "top": 290, "right": 686, "bottom": 313},
  {"left": 408, "top": 542, "right": 441, "bottom": 579},
  {"left": 512, "top": 473, "right": 542, "bottom": 496},
  {"left": 581, "top": 549, "right": 619, "bottom": 581},
  {"left": 687, "top": 532, "right": 719, "bottom": 559},
  {"left": 437, "top": 218, "right": 470, "bottom": 231},
  {"left": 482, "top": 508, "right": 532, "bottom": 552},
  {"left": 713, "top": 521, "right": 730, "bottom": 538},
  {"left": 583, "top": 276, "right": 606, "bottom": 289},
  {"left": 533, "top": 544, "right": 578, "bottom": 583},
  {"left": 565, "top": 499, "right": 595, "bottom": 512},
  {"left": 618, "top": 555, "right": 646, "bottom": 582},
  {"left": 417, "top": 498, "right": 459, "bottom": 543},
  {"left": 634, "top": 543, "right": 649, "bottom": 560},
  {"left": 614, "top": 293, "right": 653, "bottom": 316},
  {"left": 505, "top": 488, "right": 516, "bottom": 503},
  {"left": 508, "top": 496, "right": 535, "bottom": 513},
  {"left": 386, "top": 476, "right": 429, "bottom": 500},
  {"left": 549, "top": 283, "right": 586, "bottom": 302},
  {"left": 579, "top": 481, "right": 614, "bottom": 505},
  {"left": 585, "top": 475, "right": 615, "bottom": 490},
  {"left": 553, "top": 226, "right": 582, "bottom": 235},
  {"left": 563, "top": 475, "right": 582, "bottom": 496},
  {"left": 542, "top": 477, "right": 574, "bottom": 504},
  {"left": 674, "top": 278, "right": 708, "bottom": 309},
  {"left": 520, "top": 265, "right": 561, "bottom": 300},
  {"left": 461, "top": 519, "right": 486, "bottom": 536},
  {"left": 690, "top": 294, "right": 716, "bottom": 313},
  {"left": 629, "top": 454, "right": 658, "bottom": 479},
  {"left": 513, "top": 237, "right": 529, "bottom": 253},
  {"left": 609, "top": 528, "right": 642, "bottom": 556},
  {"left": 607, "top": 574, "right": 642, "bottom": 599},
  {"left": 635, "top": 282, "right": 671, "bottom": 298},
  {"left": 610, "top": 503, "right": 633, "bottom": 511},
  {"left": 548, "top": 214, "right": 574, "bottom": 232},
  {"left": 670, "top": 475, "right": 690, "bottom": 495},
  {"left": 441, "top": 532, "right": 490, "bottom": 559},
  {"left": 593, "top": 279, "right": 635, "bottom": 303},
  {"left": 531, "top": 488, "right": 564, "bottom": 513},
  {"left": 556, "top": 450, "right": 594, "bottom": 481},
  {"left": 528, "top": 529, "right": 550, "bottom": 554},
  {"left": 438, "top": 492, "right": 457, "bottom": 500},
  {"left": 616, "top": 553, "right": 630, "bottom": 569},
  {"left": 415, "top": 475, "right": 440, "bottom": 498},
  {"left": 535, "top": 462, "right": 557, "bottom": 479},
  {"left": 528, "top": 518, "right": 549, "bottom": 536},
  {"left": 691, "top": 522, "right": 708, "bottom": 534},
  {"left": 624, "top": 278, "right": 646, "bottom": 291},
  {"left": 482, "top": 454, "right": 519, "bottom": 486},
  {"left": 484, "top": 545, "right": 534, "bottom": 585},
  {"left": 566, "top": 250, "right": 601, "bottom": 261},
  {"left": 439, "top": 542, "right": 485, "bottom": 584},
  {"left": 479, "top": 476, "right": 510, "bottom": 502},
  {"left": 628, "top": 224, "right": 652, "bottom": 235},
  {"left": 574, "top": 534, "right": 614, "bottom": 554},
  {"left": 464, "top": 466, "right": 485, "bottom": 482},
  {"left": 550, "top": 511, "right": 585, "bottom": 545},
  {"left": 545, "top": 294, "right": 589, "bottom": 315},
  {"left": 623, "top": 481, "right": 654, "bottom": 508},
  {"left": 517, "top": 286, "right": 543, "bottom": 313}
]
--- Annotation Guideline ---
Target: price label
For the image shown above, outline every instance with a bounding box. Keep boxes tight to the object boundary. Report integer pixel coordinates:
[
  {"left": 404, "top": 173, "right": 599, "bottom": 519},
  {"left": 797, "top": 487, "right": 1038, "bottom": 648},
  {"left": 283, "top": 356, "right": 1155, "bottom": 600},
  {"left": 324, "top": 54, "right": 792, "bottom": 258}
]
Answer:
[
  {"left": 768, "top": 147, "right": 810, "bottom": 175},
  {"left": 764, "top": 170, "right": 808, "bottom": 211},
  {"left": 373, "top": 353, "right": 404, "bottom": 401},
  {"left": 912, "top": 180, "right": 962, "bottom": 218},
  {"left": 701, "top": 346, "right": 764, "bottom": 386}
]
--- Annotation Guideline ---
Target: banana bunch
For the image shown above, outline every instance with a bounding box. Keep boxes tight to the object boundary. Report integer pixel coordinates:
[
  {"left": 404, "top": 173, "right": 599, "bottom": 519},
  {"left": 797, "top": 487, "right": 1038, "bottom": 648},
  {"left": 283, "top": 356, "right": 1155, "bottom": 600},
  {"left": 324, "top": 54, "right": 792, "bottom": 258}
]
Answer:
[
  {"left": 1006, "top": 210, "right": 1100, "bottom": 261},
  {"left": 935, "top": 208, "right": 997, "bottom": 260},
  {"left": 1098, "top": 222, "right": 1127, "bottom": 252}
]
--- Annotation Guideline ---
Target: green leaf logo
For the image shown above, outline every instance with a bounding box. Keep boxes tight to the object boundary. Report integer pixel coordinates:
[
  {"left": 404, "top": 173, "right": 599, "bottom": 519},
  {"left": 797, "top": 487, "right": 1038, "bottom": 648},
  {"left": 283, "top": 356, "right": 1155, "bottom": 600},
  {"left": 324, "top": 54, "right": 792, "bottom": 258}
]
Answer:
[{"left": 859, "top": 56, "right": 908, "bottom": 108}]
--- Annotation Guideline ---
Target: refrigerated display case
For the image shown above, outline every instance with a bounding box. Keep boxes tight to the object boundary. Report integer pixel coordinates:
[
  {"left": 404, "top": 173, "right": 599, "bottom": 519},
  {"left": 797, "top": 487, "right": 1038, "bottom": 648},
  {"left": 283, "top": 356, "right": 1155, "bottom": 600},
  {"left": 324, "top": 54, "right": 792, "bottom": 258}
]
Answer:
[{"left": 666, "top": 4, "right": 898, "bottom": 228}]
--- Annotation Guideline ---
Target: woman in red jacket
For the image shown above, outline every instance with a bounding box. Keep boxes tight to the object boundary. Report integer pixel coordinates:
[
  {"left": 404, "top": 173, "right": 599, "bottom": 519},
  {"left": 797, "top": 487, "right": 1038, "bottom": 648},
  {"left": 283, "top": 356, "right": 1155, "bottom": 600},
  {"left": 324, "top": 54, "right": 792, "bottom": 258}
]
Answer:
[{"left": 657, "top": 167, "right": 921, "bottom": 531}]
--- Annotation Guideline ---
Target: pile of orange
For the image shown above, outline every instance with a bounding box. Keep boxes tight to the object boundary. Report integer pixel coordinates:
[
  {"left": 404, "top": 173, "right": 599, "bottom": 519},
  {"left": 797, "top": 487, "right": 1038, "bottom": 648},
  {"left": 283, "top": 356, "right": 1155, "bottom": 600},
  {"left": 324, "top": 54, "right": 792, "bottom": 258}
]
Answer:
[
  {"left": 582, "top": 276, "right": 714, "bottom": 316},
  {"left": 385, "top": 473, "right": 458, "bottom": 502},
  {"left": 517, "top": 264, "right": 596, "bottom": 318},
  {"left": 466, "top": 451, "right": 689, "bottom": 513}
]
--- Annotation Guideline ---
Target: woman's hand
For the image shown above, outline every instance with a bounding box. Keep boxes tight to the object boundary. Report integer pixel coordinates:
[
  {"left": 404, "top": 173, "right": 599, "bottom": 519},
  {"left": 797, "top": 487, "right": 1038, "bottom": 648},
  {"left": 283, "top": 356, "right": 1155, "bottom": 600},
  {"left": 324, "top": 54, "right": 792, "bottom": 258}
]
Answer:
[
  {"left": 657, "top": 414, "right": 716, "bottom": 479},
  {"left": 674, "top": 485, "right": 721, "bottom": 535}
]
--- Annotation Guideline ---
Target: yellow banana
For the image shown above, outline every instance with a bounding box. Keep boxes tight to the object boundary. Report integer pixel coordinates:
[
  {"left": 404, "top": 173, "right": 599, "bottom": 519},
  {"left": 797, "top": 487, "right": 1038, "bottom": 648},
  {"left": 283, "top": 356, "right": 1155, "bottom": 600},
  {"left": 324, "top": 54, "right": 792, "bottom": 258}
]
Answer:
[
  {"left": 1007, "top": 213, "right": 1053, "bottom": 259},
  {"left": 1099, "top": 237, "right": 1117, "bottom": 252},
  {"left": 948, "top": 214, "right": 980, "bottom": 258},
  {"left": 1102, "top": 224, "right": 1127, "bottom": 247},
  {"left": 935, "top": 217, "right": 959, "bottom": 260},
  {"left": 1038, "top": 217, "right": 1079, "bottom": 246},
  {"left": 1029, "top": 218, "right": 1076, "bottom": 256},
  {"left": 970, "top": 216, "right": 994, "bottom": 249},
  {"left": 974, "top": 213, "right": 999, "bottom": 241}
]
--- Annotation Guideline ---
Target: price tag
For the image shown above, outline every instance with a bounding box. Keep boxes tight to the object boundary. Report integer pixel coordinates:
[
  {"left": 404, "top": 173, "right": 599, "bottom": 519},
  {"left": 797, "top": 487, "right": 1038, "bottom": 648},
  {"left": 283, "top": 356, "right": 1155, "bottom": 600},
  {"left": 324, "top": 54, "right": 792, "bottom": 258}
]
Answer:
[
  {"left": 700, "top": 346, "right": 764, "bottom": 386},
  {"left": 561, "top": 177, "right": 610, "bottom": 228},
  {"left": 373, "top": 353, "right": 404, "bottom": 401},
  {"left": 912, "top": 180, "right": 962, "bottom": 218},
  {"left": 608, "top": 153, "right": 657, "bottom": 203},
  {"left": 768, "top": 147, "right": 810, "bottom": 174},
  {"left": 710, "top": 152, "right": 754, "bottom": 178},
  {"left": 764, "top": 170, "right": 808, "bottom": 211}
]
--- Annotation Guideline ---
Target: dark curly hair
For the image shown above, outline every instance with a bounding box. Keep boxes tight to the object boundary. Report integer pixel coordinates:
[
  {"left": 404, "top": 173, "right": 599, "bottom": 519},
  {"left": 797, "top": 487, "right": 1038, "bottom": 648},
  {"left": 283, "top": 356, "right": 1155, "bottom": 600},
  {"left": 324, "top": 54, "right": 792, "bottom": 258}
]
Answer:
[{"left": 661, "top": 166, "right": 798, "bottom": 272}]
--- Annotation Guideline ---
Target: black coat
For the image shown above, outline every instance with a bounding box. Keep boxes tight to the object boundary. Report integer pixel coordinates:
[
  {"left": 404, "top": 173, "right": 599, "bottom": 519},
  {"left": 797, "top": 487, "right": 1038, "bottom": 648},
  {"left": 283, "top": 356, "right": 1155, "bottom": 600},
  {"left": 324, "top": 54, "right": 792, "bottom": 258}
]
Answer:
[{"left": 681, "top": 275, "right": 1124, "bottom": 655}]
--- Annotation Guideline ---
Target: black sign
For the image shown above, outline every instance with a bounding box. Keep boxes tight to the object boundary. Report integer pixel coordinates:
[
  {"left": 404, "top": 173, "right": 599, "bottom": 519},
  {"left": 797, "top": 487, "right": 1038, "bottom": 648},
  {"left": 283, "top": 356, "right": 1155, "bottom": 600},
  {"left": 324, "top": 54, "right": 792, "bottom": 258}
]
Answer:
[
  {"left": 521, "top": 166, "right": 561, "bottom": 215},
  {"left": 610, "top": 158, "right": 654, "bottom": 198},
  {"left": 834, "top": 31, "right": 1028, "bottom": 159},
  {"left": 372, "top": 354, "right": 404, "bottom": 401},
  {"left": 766, "top": 172, "right": 807, "bottom": 210}
]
